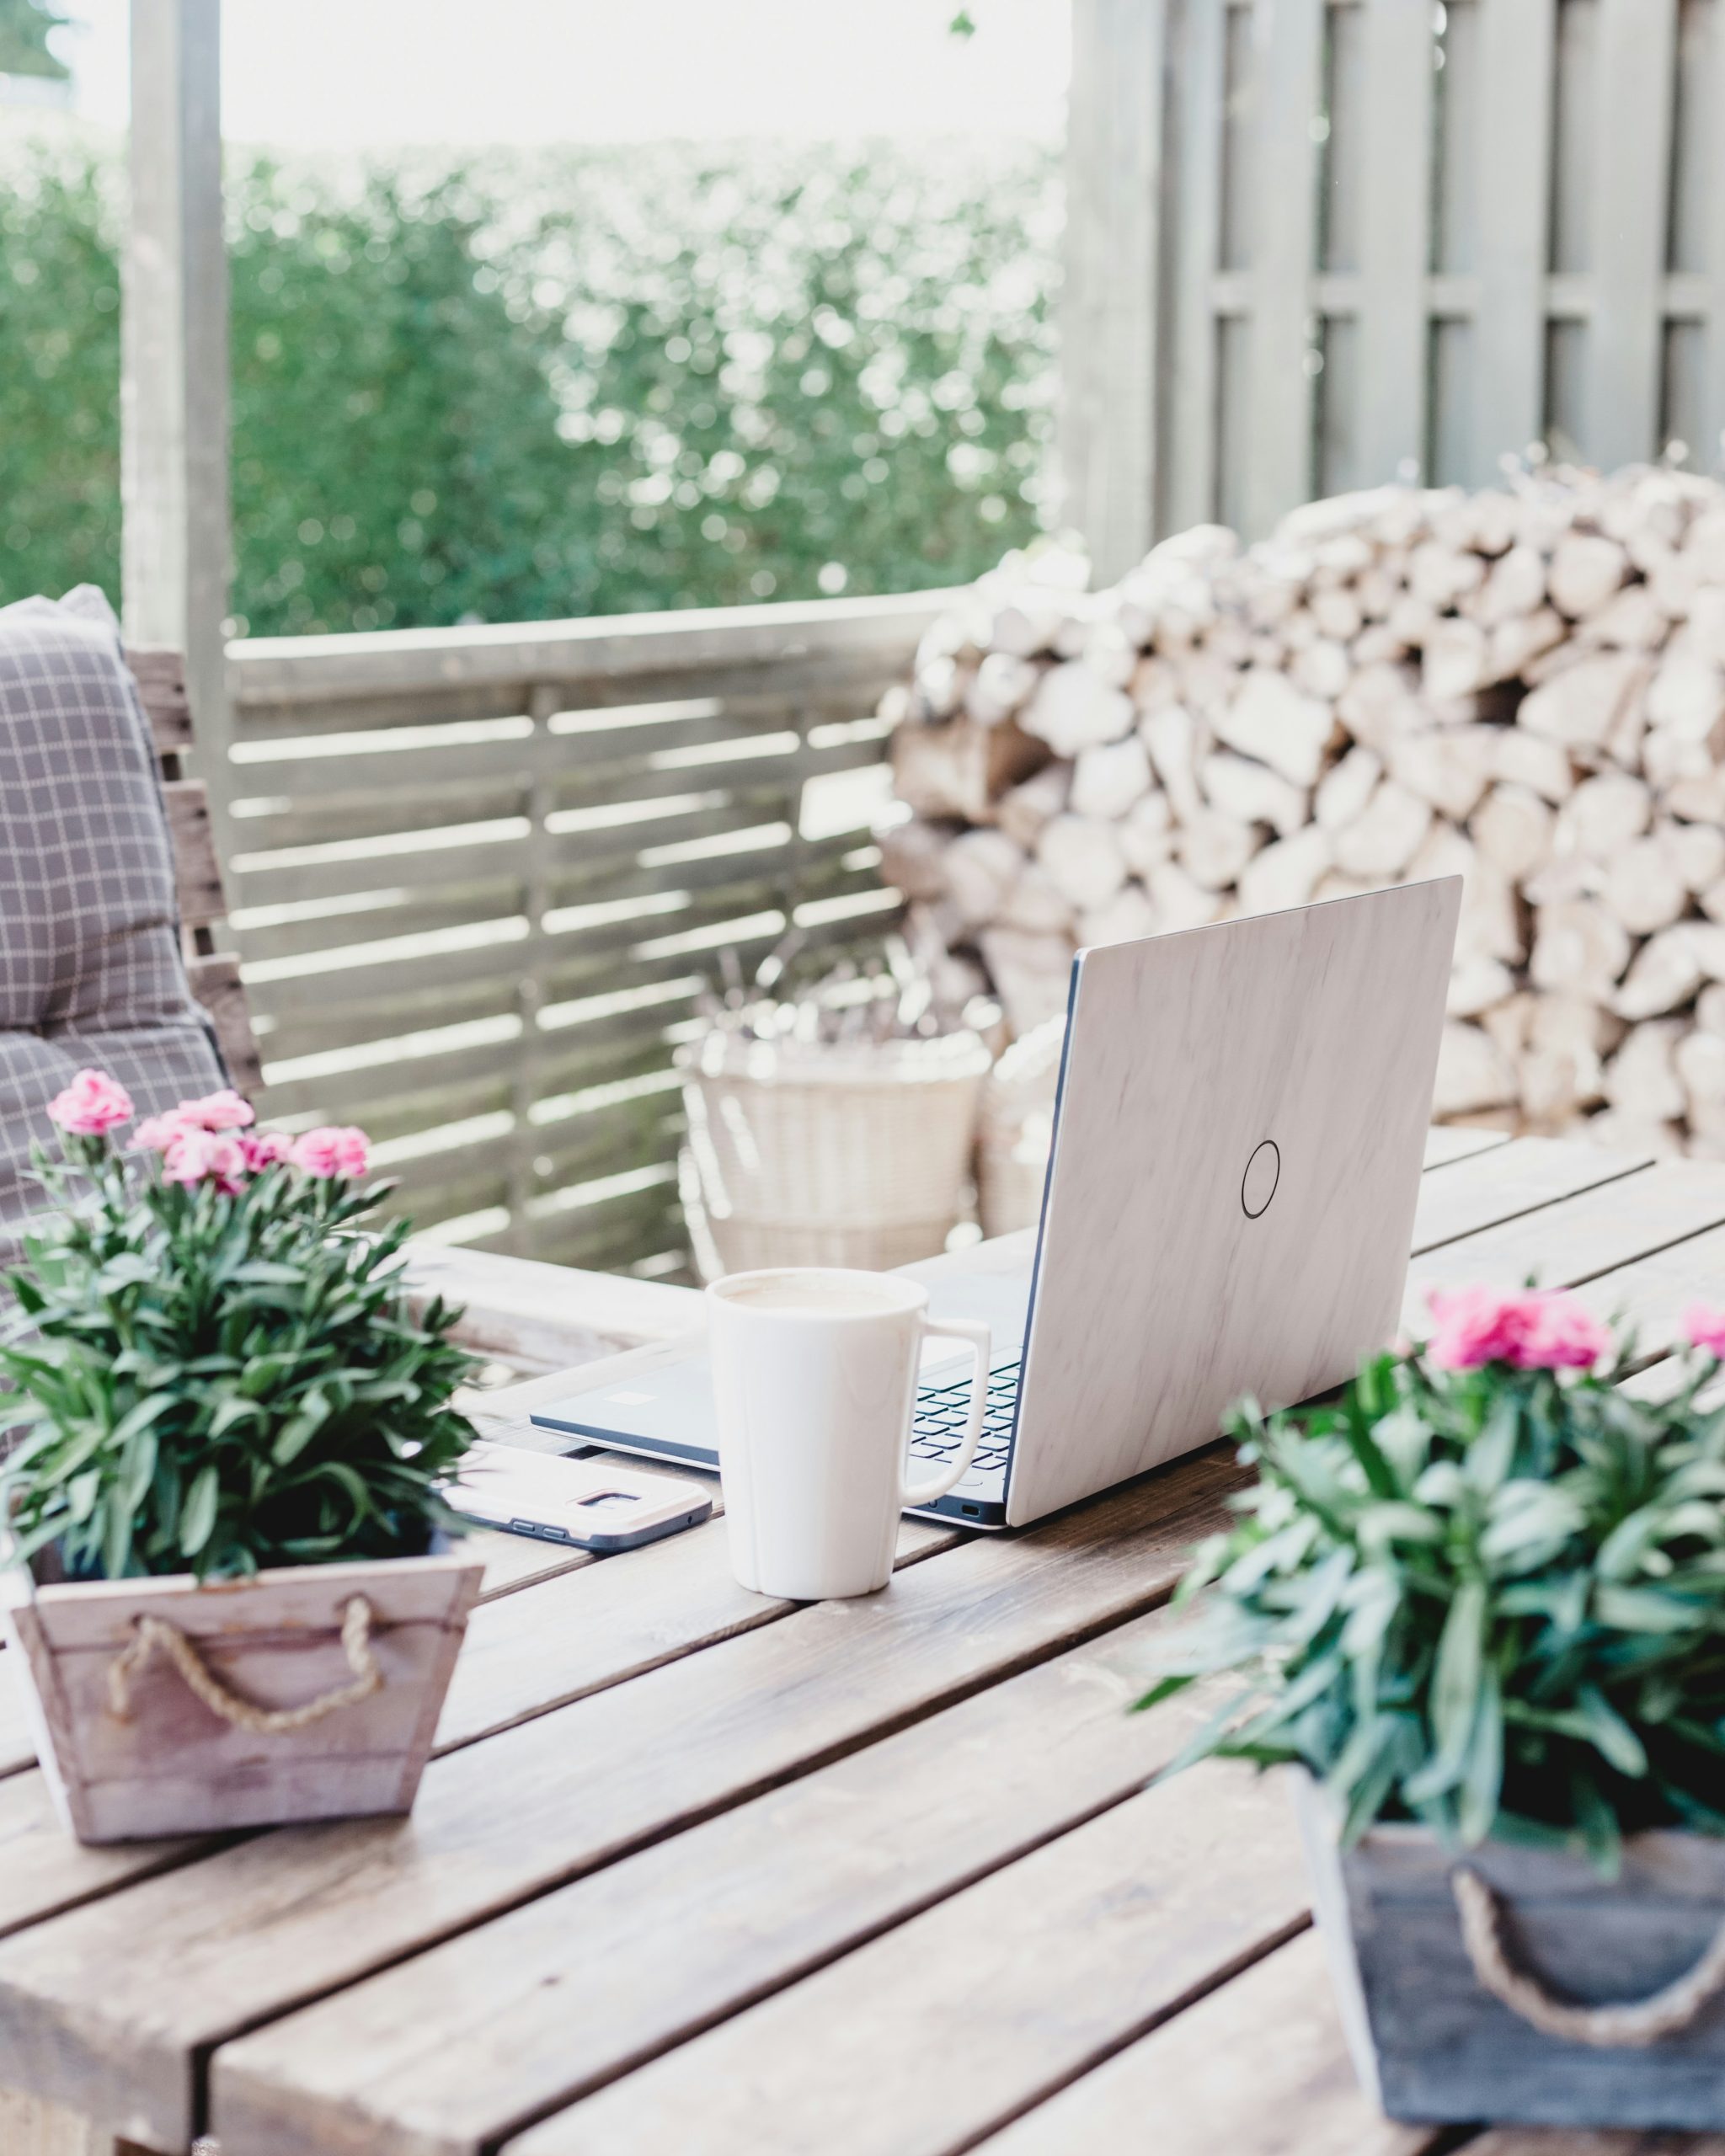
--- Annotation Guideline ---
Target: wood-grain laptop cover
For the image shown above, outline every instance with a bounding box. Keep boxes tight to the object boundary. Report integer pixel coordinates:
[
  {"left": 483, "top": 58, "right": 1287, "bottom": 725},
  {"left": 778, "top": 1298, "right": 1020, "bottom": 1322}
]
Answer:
[{"left": 1001, "top": 877, "right": 1461, "bottom": 1526}]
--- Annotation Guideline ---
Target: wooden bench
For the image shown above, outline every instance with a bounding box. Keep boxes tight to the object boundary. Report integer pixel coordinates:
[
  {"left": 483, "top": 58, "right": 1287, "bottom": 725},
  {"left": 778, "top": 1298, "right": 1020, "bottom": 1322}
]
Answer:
[
  {"left": 124, "top": 644, "right": 701, "bottom": 1379},
  {"left": 3, "top": 1125, "right": 1725, "bottom": 2153}
]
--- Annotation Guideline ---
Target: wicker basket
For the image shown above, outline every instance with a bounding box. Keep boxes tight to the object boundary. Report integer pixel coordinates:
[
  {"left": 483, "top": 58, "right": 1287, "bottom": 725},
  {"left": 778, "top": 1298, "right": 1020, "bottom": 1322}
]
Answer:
[
  {"left": 678, "top": 1027, "right": 993, "bottom": 1279},
  {"left": 976, "top": 1014, "right": 1065, "bottom": 1239}
]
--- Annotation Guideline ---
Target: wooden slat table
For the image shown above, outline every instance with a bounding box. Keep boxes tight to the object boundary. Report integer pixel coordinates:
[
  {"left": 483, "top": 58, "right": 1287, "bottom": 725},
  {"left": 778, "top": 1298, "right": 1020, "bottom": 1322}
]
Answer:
[{"left": 8, "top": 1130, "right": 1725, "bottom": 2156}]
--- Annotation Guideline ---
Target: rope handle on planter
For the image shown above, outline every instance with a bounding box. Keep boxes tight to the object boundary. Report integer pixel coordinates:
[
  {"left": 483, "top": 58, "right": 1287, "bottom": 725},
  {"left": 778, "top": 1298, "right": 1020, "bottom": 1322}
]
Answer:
[
  {"left": 1454, "top": 1865, "right": 1725, "bottom": 2048},
  {"left": 106, "top": 1594, "right": 383, "bottom": 1734}
]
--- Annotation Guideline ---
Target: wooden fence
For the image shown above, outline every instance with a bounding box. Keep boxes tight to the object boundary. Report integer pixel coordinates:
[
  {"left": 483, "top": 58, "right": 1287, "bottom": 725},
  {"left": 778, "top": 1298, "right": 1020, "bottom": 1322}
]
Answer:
[
  {"left": 1065, "top": 0, "right": 1725, "bottom": 576},
  {"left": 221, "top": 591, "right": 950, "bottom": 1275}
]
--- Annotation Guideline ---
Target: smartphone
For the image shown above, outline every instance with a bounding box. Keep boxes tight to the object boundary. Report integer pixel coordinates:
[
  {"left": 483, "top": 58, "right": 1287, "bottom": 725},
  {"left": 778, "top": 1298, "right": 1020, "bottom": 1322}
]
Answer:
[{"left": 450, "top": 1439, "right": 713, "bottom": 1553}]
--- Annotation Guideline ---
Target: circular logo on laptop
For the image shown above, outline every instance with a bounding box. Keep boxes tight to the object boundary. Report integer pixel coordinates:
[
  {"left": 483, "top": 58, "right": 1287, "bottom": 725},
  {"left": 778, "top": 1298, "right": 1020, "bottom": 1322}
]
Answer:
[{"left": 1241, "top": 1139, "right": 1280, "bottom": 1219}]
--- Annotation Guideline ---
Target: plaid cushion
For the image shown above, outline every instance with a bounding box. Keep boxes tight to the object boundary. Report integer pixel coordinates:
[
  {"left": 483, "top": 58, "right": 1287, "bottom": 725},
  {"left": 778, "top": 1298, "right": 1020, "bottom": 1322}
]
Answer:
[{"left": 0, "top": 588, "right": 225, "bottom": 1261}]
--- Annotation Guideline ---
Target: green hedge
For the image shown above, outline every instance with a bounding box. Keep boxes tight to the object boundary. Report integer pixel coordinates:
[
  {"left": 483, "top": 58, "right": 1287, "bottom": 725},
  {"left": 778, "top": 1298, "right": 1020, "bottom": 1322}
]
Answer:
[{"left": 0, "top": 139, "right": 1056, "bottom": 634}]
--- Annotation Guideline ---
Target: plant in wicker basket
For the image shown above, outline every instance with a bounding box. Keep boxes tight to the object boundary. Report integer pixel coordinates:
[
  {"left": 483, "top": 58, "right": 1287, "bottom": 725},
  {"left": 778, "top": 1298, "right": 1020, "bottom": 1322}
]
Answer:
[
  {"left": 1140, "top": 1285, "right": 1725, "bottom": 1870},
  {"left": 0, "top": 1072, "right": 476, "bottom": 1582}
]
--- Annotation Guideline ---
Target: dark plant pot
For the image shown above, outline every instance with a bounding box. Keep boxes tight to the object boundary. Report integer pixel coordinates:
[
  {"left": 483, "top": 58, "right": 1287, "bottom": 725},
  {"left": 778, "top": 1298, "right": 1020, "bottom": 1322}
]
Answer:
[
  {"left": 1294, "top": 1772, "right": 1725, "bottom": 2130},
  {"left": 2, "top": 1547, "right": 482, "bottom": 1843}
]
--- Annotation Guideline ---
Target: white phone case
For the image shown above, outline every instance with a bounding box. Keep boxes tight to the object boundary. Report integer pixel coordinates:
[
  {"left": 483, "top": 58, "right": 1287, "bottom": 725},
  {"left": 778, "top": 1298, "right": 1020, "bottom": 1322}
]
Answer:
[{"left": 450, "top": 1439, "right": 713, "bottom": 1552}]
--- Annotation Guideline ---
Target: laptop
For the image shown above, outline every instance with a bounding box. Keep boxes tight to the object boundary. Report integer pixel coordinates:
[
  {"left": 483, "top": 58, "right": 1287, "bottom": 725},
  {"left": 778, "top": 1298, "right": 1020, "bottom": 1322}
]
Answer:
[{"left": 531, "top": 878, "right": 1462, "bottom": 1529}]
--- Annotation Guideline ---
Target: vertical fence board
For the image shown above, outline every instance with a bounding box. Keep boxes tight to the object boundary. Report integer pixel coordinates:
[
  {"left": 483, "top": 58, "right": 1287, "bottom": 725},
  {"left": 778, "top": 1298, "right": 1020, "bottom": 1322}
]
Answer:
[
  {"left": 1216, "top": 315, "right": 1255, "bottom": 534},
  {"left": 1162, "top": 0, "right": 1231, "bottom": 532},
  {"left": 1427, "top": 0, "right": 1479, "bottom": 481},
  {"left": 1316, "top": 315, "right": 1361, "bottom": 495},
  {"left": 1061, "top": 0, "right": 1169, "bottom": 579},
  {"left": 1316, "top": 0, "right": 1365, "bottom": 493},
  {"left": 1216, "top": 0, "right": 1261, "bottom": 534},
  {"left": 1319, "top": 0, "right": 1366, "bottom": 277},
  {"left": 505, "top": 686, "right": 563, "bottom": 1262},
  {"left": 1548, "top": 0, "right": 1595, "bottom": 278},
  {"left": 1432, "top": 0, "right": 1481, "bottom": 277},
  {"left": 1243, "top": 0, "right": 1326, "bottom": 536},
  {"left": 1586, "top": 0, "right": 1680, "bottom": 469},
  {"left": 1669, "top": 0, "right": 1712, "bottom": 280},
  {"left": 1701, "top": 0, "right": 1725, "bottom": 465},
  {"left": 1356, "top": 0, "right": 1436, "bottom": 482},
  {"left": 1466, "top": 0, "right": 1556, "bottom": 480},
  {"left": 1220, "top": 0, "right": 1258, "bottom": 274}
]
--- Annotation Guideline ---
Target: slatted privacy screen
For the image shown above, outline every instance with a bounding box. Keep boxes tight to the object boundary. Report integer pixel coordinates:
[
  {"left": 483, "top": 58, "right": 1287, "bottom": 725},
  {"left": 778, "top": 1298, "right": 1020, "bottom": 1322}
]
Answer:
[
  {"left": 1065, "top": 0, "right": 1725, "bottom": 574},
  {"left": 222, "top": 593, "right": 952, "bottom": 1274}
]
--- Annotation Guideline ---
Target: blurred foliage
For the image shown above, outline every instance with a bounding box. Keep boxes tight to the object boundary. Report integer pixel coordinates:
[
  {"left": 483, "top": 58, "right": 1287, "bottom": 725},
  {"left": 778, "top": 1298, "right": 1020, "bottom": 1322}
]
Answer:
[
  {"left": 0, "top": 0, "right": 68, "bottom": 78},
  {"left": 0, "top": 146, "right": 119, "bottom": 595},
  {"left": 0, "top": 136, "right": 1057, "bottom": 634}
]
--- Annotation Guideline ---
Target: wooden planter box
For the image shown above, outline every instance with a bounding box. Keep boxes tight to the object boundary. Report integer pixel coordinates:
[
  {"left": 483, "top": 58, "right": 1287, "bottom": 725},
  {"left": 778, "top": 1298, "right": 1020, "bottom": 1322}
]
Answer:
[
  {"left": 1294, "top": 1774, "right": 1725, "bottom": 2130},
  {"left": 1, "top": 1549, "right": 483, "bottom": 1843}
]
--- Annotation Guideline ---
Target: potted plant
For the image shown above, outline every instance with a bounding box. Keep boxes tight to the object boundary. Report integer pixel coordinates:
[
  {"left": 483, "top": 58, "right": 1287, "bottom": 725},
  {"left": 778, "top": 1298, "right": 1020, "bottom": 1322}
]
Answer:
[
  {"left": 0, "top": 1070, "right": 483, "bottom": 1843},
  {"left": 1139, "top": 1284, "right": 1725, "bottom": 2130}
]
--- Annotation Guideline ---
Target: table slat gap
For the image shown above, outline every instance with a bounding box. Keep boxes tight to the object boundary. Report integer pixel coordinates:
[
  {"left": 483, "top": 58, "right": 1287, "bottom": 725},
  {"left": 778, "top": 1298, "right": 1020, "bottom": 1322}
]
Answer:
[
  {"left": 964, "top": 1927, "right": 1443, "bottom": 2156},
  {"left": 1418, "top": 1124, "right": 1514, "bottom": 1169},
  {"left": 1407, "top": 1141, "right": 1655, "bottom": 1258},
  {"left": 432, "top": 1513, "right": 959, "bottom": 1759}
]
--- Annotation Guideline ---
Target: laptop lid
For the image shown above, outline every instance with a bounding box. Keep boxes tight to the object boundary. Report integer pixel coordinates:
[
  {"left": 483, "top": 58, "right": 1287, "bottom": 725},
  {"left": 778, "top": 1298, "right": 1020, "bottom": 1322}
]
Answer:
[{"left": 1000, "top": 877, "right": 1461, "bottom": 1527}]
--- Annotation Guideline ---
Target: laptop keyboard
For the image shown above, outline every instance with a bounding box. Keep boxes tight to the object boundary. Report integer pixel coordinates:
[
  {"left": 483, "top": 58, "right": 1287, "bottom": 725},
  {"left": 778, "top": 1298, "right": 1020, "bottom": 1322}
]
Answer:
[{"left": 908, "top": 1358, "right": 1022, "bottom": 1481}]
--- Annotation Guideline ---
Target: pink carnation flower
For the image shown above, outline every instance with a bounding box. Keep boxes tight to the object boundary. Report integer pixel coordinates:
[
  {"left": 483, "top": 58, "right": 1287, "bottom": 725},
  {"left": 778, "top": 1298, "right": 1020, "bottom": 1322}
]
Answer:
[
  {"left": 1523, "top": 1294, "right": 1612, "bottom": 1370},
  {"left": 131, "top": 1111, "right": 189, "bottom": 1154},
  {"left": 1427, "top": 1285, "right": 1610, "bottom": 1373},
  {"left": 46, "top": 1069, "right": 134, "bottom": 1136},
  {"left": 161, "top": 1124, "right": 248, "bottom": 1195},
  {"left": 291, "top": 1125, "right": 371, "bottom": 1181},
  {"left": 238, "top": 1129, "right": 295, "bottom": 1172},
  {"left": 1683, "top": 1304, "right": 1725, "bottom": 1358},
  {"left": 174, "top": 1088, "right": 255, "bottom": 1132}
]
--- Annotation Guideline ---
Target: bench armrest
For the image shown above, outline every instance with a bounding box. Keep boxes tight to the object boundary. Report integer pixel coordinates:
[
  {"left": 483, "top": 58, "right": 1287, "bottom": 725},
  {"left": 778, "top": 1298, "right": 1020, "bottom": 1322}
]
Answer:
[{"left": 400, "top": 1241, "right": 702, "bottom": 1375}]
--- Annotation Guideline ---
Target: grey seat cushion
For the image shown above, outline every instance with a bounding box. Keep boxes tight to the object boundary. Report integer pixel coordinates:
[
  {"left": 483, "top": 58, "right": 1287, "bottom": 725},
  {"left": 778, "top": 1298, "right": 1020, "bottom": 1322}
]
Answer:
[{"left": 0, "top": 588, "right": 226, "bottom": 1261}]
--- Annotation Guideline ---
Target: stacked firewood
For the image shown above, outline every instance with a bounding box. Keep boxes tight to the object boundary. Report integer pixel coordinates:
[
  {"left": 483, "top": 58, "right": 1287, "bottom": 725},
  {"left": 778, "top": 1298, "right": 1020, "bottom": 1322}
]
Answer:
[{"left": 877, "top": 467, "right": 1725, "bottom": 1154}]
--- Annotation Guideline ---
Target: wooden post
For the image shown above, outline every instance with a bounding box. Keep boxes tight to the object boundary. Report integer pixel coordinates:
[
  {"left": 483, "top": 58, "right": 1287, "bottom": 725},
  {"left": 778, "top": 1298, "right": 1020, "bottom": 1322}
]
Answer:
[
  {"left": 122, "top": 0, "right": 231, "bottom": 837},
  {"left": 507, "top": 685, "right": 563, "bottom": 1260},
  {"left": 1060, "top": 0, "right": 1167, "bottom": 582}
]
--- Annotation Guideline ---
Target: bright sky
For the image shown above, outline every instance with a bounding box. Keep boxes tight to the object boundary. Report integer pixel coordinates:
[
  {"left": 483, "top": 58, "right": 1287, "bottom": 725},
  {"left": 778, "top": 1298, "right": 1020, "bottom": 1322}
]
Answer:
[{"left": 56, "top": 0, "right": 1069, "bottom": 144}]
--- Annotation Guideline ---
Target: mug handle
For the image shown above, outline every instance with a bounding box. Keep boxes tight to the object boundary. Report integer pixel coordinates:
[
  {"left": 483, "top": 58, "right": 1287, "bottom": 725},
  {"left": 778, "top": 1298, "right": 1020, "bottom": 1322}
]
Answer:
[{"left": 900, "top": 1315, "right": 991, "bottom": 1509}]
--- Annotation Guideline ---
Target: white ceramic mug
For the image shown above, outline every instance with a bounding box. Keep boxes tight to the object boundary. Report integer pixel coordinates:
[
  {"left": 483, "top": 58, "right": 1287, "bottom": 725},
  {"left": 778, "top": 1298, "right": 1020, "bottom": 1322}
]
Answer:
[{"left": 706, "top": 1267, "right": 991, "bottom": 1600}]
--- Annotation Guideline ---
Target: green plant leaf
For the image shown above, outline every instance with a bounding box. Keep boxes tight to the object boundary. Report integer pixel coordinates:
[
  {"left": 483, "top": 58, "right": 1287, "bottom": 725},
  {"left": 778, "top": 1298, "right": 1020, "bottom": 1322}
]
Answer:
[
  {"left": 1466, "top": 1394, "right": 1520, "bottom": 1495},
  {"left": 1457, "top": 1669, "right": 1503, "bottom": 1845},
  {"left": 270, "top": 1390, "right": 331, "bottom": 1465},
  {"left": 1576, "top": 1687, "right": 1648, "bottom": 1779},
  {"left": 1571, "top": 1770, "right": 1623, "bottom": 1880},
  {"left": 179, "top": 1465, "right": 220, "bottom": 1556},
  {"left": 1594, "top": 1585, "right": 1707, "bottom": 1634}
]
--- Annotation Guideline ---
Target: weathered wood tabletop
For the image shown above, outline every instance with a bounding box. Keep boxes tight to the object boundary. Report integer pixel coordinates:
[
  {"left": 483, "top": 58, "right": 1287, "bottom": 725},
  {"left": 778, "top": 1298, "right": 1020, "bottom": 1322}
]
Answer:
[{"left": 6, "top": 1127, "right": 1725, "bottom": 2156}]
